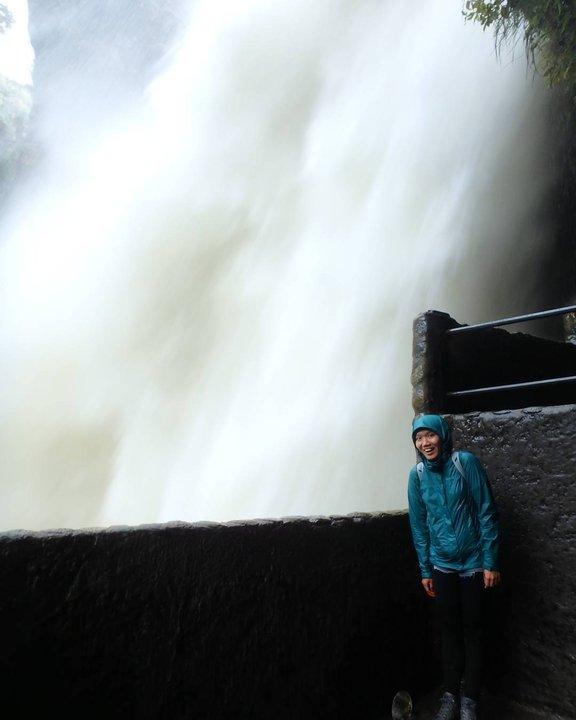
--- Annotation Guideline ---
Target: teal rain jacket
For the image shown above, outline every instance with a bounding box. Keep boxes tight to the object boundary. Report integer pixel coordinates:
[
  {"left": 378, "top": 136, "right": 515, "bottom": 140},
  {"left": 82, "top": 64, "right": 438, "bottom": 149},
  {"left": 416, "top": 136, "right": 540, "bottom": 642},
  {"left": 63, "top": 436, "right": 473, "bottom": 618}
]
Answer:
[{"left": 408, "top": 414, "right": 499, "bottom": 578}]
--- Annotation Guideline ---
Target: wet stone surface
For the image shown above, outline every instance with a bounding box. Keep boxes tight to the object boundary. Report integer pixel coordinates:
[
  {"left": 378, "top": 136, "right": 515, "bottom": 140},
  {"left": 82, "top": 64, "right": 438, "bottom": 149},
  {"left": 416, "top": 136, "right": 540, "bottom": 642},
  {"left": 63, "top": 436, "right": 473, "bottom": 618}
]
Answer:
[
  {"left": 451, "top": 404, "right": 576, "bottom": 720},
  {"left": 0, "top": 513, "right": 436, "bottom": 719}
]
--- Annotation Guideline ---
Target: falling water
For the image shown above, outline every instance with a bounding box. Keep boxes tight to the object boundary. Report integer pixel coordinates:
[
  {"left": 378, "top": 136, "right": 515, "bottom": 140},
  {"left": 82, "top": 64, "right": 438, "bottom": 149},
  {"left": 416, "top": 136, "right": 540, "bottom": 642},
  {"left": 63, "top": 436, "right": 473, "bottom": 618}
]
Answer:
[{"left": 0, "top": 0, "right": 557, "bottom": 530}]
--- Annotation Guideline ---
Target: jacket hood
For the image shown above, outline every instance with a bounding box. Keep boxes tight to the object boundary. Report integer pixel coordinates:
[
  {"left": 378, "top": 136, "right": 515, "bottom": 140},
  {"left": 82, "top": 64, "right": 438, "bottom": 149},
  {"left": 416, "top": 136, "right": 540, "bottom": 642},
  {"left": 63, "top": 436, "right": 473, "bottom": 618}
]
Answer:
[{"left": 412, "top": 414, "right": 453, "bottom": 469}]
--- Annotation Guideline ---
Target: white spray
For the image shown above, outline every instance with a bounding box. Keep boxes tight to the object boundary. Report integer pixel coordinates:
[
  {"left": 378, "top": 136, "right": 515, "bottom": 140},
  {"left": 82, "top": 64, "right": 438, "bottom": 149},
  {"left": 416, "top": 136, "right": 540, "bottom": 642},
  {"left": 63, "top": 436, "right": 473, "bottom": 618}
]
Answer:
[{"left": 0, "top": 0, "right": 555, "bottom": 529}]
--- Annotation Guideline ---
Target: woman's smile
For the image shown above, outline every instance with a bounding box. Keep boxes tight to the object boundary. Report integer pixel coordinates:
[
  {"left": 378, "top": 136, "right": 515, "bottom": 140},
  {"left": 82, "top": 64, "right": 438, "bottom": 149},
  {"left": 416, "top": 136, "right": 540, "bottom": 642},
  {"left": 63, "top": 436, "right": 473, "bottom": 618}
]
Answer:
[{"left": 414, "top": 430, "right": 441, "bottom": 460}]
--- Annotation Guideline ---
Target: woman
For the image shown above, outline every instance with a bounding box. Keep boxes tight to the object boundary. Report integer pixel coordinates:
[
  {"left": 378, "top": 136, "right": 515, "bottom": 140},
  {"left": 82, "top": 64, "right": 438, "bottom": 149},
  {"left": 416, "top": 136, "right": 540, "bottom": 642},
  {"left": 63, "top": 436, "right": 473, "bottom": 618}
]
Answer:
[{"left": 408, "top": 414, "right": 500, "bottom": 720}]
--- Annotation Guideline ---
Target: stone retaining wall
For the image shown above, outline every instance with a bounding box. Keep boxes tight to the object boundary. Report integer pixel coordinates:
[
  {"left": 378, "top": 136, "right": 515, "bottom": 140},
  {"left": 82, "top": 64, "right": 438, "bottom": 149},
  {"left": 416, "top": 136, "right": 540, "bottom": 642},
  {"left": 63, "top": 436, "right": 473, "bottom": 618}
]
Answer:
[
  {"left": 451, "top": 404, "right": 576, "bottom": 719},
  {"left": 0, "top": 513, "right": 435, "bottom": 720}
]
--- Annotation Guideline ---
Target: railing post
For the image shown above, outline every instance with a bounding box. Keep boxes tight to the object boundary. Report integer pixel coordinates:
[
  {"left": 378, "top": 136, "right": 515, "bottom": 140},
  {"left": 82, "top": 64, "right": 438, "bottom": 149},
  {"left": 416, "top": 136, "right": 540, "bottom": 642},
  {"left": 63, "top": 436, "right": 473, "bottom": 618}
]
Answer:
[{"left": 411, "top": 311, "right": 459, "bottom": 415}]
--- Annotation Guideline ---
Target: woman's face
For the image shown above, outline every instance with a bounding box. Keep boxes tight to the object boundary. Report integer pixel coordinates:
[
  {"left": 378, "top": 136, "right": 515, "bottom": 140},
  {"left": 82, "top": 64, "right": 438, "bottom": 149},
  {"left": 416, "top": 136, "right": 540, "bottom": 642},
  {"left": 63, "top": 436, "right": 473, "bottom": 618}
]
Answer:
[{"left": 414, "top": 429, "right": 441, "bottom": 460}]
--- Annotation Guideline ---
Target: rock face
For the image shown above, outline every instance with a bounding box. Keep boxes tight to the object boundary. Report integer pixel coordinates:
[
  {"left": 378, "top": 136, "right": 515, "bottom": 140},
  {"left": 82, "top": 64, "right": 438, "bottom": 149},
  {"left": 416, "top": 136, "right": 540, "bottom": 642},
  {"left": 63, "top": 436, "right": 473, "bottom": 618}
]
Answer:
[{"left": 0, "top": 513, "right": 436, "bottom": 719}]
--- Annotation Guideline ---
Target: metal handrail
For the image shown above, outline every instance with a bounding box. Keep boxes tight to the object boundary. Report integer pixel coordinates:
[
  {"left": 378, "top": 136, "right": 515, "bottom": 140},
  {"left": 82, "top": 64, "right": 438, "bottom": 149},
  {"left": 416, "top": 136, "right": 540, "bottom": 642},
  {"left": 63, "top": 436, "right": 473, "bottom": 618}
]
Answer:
[
  {"left": 447, "top": 375, "right": 576, "bottom": 398},
  {"left": 446, "top": 304, "right": 576, "bottom": 334},
  {"left": 445, "top": 305, "right": 576, "bottom": 399}
]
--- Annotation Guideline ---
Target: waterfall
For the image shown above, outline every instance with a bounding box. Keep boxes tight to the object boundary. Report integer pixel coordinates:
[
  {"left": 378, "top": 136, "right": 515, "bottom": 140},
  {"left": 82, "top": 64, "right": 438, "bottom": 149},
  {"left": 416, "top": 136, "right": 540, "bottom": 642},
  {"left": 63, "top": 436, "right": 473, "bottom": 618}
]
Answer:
[{"left": 0, "top": 0, "right": 556, "bottom": 530}]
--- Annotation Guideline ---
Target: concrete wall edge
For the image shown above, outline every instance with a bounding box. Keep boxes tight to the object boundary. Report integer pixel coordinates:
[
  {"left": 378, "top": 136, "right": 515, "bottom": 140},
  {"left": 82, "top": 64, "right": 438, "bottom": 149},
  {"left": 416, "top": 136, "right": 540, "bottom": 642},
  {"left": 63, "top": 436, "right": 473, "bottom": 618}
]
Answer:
[{"left": 0, "top": 509, "right": 409, "bottom": 541}]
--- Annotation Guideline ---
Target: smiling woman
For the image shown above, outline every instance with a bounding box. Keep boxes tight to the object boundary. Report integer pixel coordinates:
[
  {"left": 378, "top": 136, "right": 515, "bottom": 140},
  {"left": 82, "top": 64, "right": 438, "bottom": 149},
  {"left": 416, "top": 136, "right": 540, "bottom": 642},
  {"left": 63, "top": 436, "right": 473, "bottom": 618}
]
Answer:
[
  {"left": 407, "top": 413, "right": 500, "bottom": 720},
  {"left": 414, "top": 428, "right": 441, "bottom": 461}
]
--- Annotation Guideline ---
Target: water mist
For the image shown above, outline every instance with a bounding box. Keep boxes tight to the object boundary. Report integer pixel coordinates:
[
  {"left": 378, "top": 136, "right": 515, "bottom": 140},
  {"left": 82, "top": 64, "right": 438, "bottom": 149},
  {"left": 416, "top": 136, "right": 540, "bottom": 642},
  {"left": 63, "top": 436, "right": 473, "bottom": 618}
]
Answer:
[{"left": 0, "top": 0, "right": 556, "bottom": 529}]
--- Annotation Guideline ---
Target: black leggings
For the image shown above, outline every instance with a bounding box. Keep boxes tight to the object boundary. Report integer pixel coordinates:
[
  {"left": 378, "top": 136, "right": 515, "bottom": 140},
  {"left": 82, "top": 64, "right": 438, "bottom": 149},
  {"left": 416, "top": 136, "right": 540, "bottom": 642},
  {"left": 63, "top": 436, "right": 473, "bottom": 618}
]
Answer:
[{"left": 433, "top": 569, "right": 485, "bottom": 701}]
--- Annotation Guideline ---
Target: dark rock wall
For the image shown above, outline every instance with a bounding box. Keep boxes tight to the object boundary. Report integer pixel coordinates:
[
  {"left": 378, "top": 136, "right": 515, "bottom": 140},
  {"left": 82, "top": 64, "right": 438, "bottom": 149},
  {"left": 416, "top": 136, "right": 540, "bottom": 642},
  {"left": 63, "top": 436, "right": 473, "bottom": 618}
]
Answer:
[
  {"left": 0, "top": 514, "right": 436, "bottom": 720},
  {"left": 451, "top": 404, "right": 576, "bottom": 719}
]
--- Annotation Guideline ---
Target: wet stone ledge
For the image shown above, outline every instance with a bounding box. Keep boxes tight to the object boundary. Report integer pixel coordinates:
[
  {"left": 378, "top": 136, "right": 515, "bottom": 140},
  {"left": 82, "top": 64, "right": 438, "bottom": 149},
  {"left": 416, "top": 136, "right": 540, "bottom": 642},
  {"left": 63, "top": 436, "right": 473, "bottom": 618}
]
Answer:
[{"left": 0, "top": 512, "right": 435, "bottom": 720}]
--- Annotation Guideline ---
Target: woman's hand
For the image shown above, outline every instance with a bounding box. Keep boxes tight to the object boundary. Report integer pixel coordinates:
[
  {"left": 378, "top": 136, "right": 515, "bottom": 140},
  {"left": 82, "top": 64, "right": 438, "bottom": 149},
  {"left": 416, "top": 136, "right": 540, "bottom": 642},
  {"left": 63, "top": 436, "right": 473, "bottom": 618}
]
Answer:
[
  {"left": 421, "top": 578, "right": 436, "bottom": 598},
  {"left": 483, "top": 569, "right": 501, "bottom": 588}
]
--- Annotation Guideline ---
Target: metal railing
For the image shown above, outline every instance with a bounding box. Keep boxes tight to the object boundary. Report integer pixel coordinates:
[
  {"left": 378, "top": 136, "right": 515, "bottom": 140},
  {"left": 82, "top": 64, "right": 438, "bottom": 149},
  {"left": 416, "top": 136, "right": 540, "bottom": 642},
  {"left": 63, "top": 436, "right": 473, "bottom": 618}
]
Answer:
[
  {"left": 445, "top": 304, "right": 576, "bottom": 399},
  {"left": 447, "top": 304, "right": 576, "bottom": 335}
]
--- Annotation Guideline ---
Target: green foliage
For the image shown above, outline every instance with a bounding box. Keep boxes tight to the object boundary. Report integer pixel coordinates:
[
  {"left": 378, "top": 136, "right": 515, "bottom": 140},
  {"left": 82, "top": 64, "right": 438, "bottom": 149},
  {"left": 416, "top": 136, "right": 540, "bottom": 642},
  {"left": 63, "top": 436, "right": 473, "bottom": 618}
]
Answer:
[
  {"left": 463, "top": 1, "right": 576, "bottom": 103},
  {"left": 0, "top": 4, "right": 14, "bottom": 34}
]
